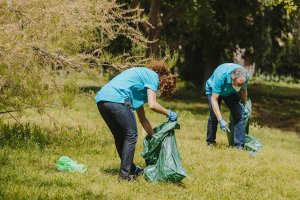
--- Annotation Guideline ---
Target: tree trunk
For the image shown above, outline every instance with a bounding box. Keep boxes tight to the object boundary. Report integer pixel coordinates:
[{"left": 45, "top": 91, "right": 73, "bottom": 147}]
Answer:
[
  {"left": 298, "top": 8, "right": 300, "bottom": 60},
  {"left": 149, "top": 0, "right": 162, "bottom": 57},
  {"left": 132, "top": 0, "right": 140, "bottom": 8}
]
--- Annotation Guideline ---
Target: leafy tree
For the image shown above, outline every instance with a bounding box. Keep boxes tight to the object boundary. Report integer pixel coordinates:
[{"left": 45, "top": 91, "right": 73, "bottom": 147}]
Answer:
[
  {"left": 159, "top": 0, "right": 299, "bottom": 85},
  {"left": 119, "top": 0, "right": 299, "bottom": 85},
  {"left": 0, "top": 0, "right": 149, "bottom": 120}
]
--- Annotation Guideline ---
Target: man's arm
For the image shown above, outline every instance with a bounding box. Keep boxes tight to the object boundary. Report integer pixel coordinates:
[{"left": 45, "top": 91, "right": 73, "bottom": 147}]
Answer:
[
  {"left": 211, "top": 93, "right": 222, "bottom": 121},
  {"left": 136, "top": 106, "right": 154, "bottom": 136},
  {"left": 211, "top": 93, "right": 230, "bottom": 132},
  {"left": 239, "top": 88, "right": 248, "bottom": 105}
]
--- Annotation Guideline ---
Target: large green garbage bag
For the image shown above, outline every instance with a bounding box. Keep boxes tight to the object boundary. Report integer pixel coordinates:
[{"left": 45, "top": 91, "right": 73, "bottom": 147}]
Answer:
[
  {"left": 228, "top": 99, "right": 262, "bottom": 152},
  {"left": 141, "top": 121, "right": 187, "bottom": 182}
]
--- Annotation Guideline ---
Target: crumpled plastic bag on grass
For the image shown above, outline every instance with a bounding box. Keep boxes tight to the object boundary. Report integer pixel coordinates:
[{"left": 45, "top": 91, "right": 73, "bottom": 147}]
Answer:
[
  {"left": 245, "top": 134, "right": 262, "bottom": 152},
  {"left": 228, "top": 99, "right": 262, "bottom": 152},
  {"left": 141, "top": 121, "right": 187, "bottom": 182},
  {"left": 56, "top": 156, "right": 87, "bottom": 173}
]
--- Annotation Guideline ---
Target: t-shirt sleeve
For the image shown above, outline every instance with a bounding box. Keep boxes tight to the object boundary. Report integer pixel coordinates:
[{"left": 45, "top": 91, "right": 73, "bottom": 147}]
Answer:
[
  {"left": 212, "top": 75, "right": 224, "bottom": 94},
  {"left": 144, "top": 72, "right": 159, "bottom": 92}
]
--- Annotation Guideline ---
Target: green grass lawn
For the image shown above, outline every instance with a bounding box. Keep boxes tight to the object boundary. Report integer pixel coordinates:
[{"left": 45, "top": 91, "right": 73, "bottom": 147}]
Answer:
[{"left": 0, "top": 76, "right": 299, "bottom": 199}]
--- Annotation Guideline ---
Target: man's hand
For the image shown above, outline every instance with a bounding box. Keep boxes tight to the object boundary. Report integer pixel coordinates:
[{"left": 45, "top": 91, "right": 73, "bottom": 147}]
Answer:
[
  {"left": 218, "top": 119, "right": 230, "bottom": 132},
  {"left": 167, "top": 110, "right": 178, "bottom": 121}
]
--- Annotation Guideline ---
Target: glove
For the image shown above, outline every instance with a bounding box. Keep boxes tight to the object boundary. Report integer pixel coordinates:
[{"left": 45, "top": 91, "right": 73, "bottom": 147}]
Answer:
[
  {"left": 218, "top": 118, "right": 230, "bottom": 132},
  {"left": 240, "top": 101, "right": 246, "bottom": 109},
  {"left": 167, "top": 109, "right": 178, "bottom": 122}
]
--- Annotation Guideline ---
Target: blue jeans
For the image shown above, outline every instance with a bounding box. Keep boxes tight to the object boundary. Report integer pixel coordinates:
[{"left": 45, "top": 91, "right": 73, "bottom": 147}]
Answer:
[
  {"left": 97, "top": 99, "right": 138, "bottom": 178},
  {"left": 206, "top": 93, "right": 245, "bottom": 146}
]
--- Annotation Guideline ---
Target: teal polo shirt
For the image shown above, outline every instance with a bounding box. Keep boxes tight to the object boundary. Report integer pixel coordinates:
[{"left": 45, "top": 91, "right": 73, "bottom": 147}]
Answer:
[
  {"left": 95, "top": 67, "right": 159, "bottom": 110},
  {"left": 205, "top": 63, "right": 249, "bottom": 97}
]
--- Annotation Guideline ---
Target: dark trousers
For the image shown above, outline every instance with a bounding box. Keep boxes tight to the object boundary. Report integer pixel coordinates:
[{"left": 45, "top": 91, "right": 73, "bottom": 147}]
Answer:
[
  {"left": 206, "top": 93, "right": 245, "bottom": 146},
  {"left": 97, "top": 99, "right": 138, "bottom": 178}
]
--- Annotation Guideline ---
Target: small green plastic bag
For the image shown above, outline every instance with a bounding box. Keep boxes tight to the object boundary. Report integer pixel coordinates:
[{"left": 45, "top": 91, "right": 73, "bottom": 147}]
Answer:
[
  {"left": 56, "top": 156, "right": 87, "bottom": 173},
  {"left": 245, "top": 134, "right": 262, "bottom": 152}
]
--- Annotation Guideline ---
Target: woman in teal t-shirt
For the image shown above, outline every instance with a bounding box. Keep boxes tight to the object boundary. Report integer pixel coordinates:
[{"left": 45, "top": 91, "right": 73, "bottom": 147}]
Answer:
[{"left": 95, "top": 62, "right": 178, "bottom": 181}]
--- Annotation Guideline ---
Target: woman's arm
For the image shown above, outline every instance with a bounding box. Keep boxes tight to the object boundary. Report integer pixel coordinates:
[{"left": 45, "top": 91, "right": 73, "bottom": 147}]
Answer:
[
  {"left": 146, "top": 89, "right": 169, "bottom": 115},
  {"left": 136, "top": 106, "right": 154, "bottom": 136}
]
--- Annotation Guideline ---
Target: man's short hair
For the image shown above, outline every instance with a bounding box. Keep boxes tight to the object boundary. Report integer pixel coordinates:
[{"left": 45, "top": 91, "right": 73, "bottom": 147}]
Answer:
[{"left": 230, "top": 67, "right": 247, "bottom": 80}]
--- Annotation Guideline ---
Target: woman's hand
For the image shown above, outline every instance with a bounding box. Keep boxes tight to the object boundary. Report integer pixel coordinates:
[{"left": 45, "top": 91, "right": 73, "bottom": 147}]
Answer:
[{"left": 167, "top": 109, "right": 178, "bottom": 121}]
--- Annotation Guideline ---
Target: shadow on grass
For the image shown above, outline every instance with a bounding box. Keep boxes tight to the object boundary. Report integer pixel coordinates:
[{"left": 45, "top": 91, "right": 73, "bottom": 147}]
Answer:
[
  {"left": 166, "top": 181, "right": 187, "bottom": 188},
  {"left": 248, "top": 83, "right": 300, "bottom": 134},
  {"left": 101, "top": 166, "right": 187, "bottom": 187},
  {"left": 102, "top": 167, "right": 119, "bottom": 176}
]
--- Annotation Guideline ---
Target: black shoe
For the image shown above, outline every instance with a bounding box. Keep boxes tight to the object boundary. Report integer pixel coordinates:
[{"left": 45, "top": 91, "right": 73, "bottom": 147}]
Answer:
[
  {"left": 207, "top": 142, "right": 216, "bottom": 147},
  {"left": 130, "top": 165, "right": 143, "bottom": 176},
  {"left": 118, "top": 174, "right": 136, "bottom": 182}
]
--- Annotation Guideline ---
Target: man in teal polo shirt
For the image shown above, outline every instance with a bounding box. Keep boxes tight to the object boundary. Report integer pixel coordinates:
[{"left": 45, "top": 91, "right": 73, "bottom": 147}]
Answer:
[{"left": 205, "top": 63, "right": 249, "bottom": 149}]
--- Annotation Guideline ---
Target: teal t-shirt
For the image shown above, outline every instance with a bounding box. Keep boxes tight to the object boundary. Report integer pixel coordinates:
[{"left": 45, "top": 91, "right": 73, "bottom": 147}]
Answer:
[
  {"left": 95, "top": 67, "right": 159, "bottom": 110},
  {"left": 205, "top": 63, "right": 249, "bottom": 97}
]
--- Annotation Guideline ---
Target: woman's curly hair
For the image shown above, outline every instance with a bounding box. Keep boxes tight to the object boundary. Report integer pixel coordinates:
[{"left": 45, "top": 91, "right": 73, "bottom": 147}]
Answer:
[{"left": 147, "top": 60, "right": 176, "bottom": 98}]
